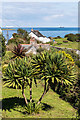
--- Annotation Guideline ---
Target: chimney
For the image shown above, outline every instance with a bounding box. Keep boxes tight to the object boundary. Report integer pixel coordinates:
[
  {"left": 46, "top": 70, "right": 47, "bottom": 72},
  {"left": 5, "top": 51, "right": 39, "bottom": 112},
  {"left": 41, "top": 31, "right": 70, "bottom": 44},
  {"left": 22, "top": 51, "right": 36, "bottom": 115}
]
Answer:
[{"left": 31, "top": 28, "right": 33, "bottom": 32}]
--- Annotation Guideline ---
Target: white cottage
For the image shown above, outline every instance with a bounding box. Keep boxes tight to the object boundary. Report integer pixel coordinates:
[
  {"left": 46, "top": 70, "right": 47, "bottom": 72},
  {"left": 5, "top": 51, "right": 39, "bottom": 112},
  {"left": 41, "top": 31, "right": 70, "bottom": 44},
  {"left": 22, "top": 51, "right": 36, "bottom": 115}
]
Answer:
[
  {"left": 21, "top": 37, "right": 50, "bottom": 55},
  {"left": 29, "top": 29, "right": 50, "bottom": 43}
]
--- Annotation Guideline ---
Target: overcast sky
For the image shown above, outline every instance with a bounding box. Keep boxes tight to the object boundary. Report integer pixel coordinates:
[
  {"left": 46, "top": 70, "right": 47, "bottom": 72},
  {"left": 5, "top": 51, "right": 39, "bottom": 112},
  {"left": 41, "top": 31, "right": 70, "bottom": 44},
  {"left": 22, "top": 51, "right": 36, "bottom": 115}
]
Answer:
[{"left": 2, "top": 2, "right": 78, "bottom": 27}]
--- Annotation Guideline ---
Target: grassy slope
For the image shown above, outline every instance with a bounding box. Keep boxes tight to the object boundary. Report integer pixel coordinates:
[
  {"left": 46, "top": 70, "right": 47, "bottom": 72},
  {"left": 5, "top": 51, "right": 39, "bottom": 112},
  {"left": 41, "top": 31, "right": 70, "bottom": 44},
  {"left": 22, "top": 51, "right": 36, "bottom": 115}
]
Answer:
[
  {"left": 2, "top": 82, "right": 77, "bottom": 118},
  {"left": 53, "top": 38, "right": 79, "bottom": 49}
]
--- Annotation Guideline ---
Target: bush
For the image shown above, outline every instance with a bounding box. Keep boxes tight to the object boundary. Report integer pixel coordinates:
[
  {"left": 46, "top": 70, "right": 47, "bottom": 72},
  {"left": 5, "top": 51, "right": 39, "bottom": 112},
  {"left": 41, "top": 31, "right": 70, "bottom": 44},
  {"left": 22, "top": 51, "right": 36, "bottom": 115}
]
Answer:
[
  {"left": 8, "top": 29, "right": 30, "bottom": 45},
  {"left": 0, "top": 34, "right": 6, "bottom": 57},
  {"left": 75, "top": 60, "right": 80, "bottom": 68},
  {"left": 64, "top": 33, "right": 74, "bottom": 38},
  {"left": 63, "top": 49, "right": 80, "bottom": 61},
  {"left": 53, "top": 75, "right": 80, "bottom": 109},
  {"left": 67, "top": 35, "right": 78, "bottom": 42},
  {"left": 64, "top": 33, "right": 79, "bottom": 42},
  {"left": 2, "top": 51, "right": 14, "bottom": 65},
  {"left": 54, "top": 36, "right": 61, "bottom": 39},
  {"left": 25, "top": 102, "right": 42, "bottom": 114}
]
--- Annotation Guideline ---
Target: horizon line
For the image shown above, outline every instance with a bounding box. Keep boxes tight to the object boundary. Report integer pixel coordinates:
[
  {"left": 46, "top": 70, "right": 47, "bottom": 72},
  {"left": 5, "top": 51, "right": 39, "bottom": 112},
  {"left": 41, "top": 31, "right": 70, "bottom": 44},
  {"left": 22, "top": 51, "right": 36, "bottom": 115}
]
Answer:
[{"left": 1, "top": 26, "right": 79, "bottom": 28}]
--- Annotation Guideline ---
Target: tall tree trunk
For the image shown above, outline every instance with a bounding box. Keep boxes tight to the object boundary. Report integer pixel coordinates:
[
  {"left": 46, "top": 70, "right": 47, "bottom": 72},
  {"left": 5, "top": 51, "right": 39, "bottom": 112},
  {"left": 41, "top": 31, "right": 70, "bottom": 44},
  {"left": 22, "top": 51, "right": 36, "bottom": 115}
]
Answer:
[
  {"left": 30, "top": 79, "right": 32, "bottom": 103},
  {"left": 22, "top": 85, "right": 28, "bottom": 105},
  {"left": 37, "top": 78, "right": 49, "bottom": 105}
]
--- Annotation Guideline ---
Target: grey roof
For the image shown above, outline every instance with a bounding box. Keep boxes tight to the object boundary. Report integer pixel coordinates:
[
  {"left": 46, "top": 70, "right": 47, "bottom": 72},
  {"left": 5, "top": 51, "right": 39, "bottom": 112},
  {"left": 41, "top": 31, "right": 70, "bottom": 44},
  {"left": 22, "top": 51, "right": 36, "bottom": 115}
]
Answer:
[{"left": 30, "top": 30, "right": 45, "bottom": 37}]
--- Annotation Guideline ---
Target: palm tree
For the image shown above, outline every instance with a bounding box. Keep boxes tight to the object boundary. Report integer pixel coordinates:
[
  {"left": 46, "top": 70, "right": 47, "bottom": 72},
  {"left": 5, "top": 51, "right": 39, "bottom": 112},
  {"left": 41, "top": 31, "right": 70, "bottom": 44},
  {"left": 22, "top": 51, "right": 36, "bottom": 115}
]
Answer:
[
  {"left": 3, "top": 57, "right": 32, "bottom": 105},
  {"left": 32, "top": 50, "right": 75, "bottom": 105},
  {"left": 4, "top": 56, "right": 37, "bottom": 105}
]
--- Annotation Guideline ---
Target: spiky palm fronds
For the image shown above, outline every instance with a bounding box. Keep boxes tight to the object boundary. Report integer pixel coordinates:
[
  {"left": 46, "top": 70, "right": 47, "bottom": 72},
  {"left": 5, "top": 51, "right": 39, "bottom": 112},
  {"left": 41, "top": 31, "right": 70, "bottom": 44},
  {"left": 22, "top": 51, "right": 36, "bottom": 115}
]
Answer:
[
  {"left": 4, "top": 57, "right": 31, "bottom": 88},
  {"left": 46, "top": 51, "right": 75, "bottom": 85},
  {"left": 32, "top": 51, "right": 49, "bottom": 77},
  {"left": 12, "top": 44, "right": 27, "bottom": 58},
  {"left": 3, "top": 57, "right": 32, "bottom": 105},
  {"left": 32, "top": 50, "right": 76, "bottom": 105}
]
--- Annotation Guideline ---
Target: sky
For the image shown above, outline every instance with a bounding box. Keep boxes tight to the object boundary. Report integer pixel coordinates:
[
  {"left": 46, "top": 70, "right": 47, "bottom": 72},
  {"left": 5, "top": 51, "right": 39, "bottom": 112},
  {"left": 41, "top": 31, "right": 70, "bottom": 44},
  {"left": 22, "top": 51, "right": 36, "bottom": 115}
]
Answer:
[{"left": 1, "top": 2, "right": 78, "bottom": 27}]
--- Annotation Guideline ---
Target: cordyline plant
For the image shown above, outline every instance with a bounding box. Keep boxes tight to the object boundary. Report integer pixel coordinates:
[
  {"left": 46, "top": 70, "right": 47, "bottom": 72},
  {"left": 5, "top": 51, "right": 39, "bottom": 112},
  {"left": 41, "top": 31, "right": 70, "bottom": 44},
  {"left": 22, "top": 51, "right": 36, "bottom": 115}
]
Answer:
[
  {"left": 3, "top": 57, "right": 39, "bottom": 114},
  {"left": 3, "top": 57, "right": 34, "bottom": 104},
  {"left": 32, "top": 50, "right": 76, "bottom": 106},
  {"left": 3, "top": 49, "right": 76, "bottom": 114},
  {"left": 12, "top": 44, "right": 27, "bottom": 58}
]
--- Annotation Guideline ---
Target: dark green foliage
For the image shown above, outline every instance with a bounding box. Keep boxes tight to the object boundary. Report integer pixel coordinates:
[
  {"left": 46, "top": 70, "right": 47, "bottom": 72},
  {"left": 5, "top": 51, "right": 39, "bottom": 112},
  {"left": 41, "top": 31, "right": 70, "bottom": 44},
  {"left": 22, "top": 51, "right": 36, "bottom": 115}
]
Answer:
[
  {"left": 65, "top": 33, "right": 74, "bottom": 38},
  {"left": 17, "top": 28, "right": 30, "bottom": 43},
  {"left": 23, "top": 31, "right": 30, "bottom": 44},
  {"left": 64, "top": 49, "right": 79, "bottom": 60},
  {"left": 55, "top": 77, "right": 80, "bottom": 109},
  {"left": 3, "top": 48, "right": 79, "bottom": 115},
  {"left": 12, "top": 44, "right": 27, "bottom": 58},
  {"left": 54, "top": 36, "right": 62, "bottom": 39},
  {"left": 63, "top": 49, "right": 80, "bottom": 68},
  {"left": 32, "top": 49, "right": 75, "bottom": 105},
  {"left": 75, "top": 60, "right": 80, "bottom": 68},
  {"left": 7, "top": 28, "right": 30, "bottom": 45},
  {"left": 3, "top": 57, "right": 32, "bottom": 105},
  {"left": 0, "top": 34, "right": 6, "bottom": 57},
  {"left": 12, "top": 33, "right": 19, "bottom": 38},
  {"left": 17, "top": 28, "right": 26, "bottom": 35},
  {"left": 7, "top": 38, "right": 24, "bottom": 45},
  {"left": 25, "top": 102, "right": 42, "bottom": 114},
  {"left": 64, "top": 33, "right": 80, "bottom": 42},
  {"left": 3, "top": 57, "right": 31, "bottom": 89}
]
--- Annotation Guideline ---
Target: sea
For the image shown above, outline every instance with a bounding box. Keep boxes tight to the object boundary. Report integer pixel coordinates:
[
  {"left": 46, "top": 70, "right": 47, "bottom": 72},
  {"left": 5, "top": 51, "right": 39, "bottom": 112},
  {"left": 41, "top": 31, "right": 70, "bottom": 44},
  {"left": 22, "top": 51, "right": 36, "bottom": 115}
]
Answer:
[{"left": 2, "top": 27, "right": 79, "bottom": 42}]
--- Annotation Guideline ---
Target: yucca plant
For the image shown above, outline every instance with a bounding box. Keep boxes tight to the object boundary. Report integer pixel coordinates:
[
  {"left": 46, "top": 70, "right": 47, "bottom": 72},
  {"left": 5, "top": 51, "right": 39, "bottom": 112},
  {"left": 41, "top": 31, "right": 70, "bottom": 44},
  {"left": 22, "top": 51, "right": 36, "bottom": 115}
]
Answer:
[
  {"left": 3, "top": 57, "right": 32, "bottom": 105},
  {"left": 12, "top": 44, "right": 27, "bottom": 58},
  {"left": 32, "top": 51, "right": 50, "bottom": 105},
  {"left": 25, "top": 102, "right": 42, "bottom": 114},
  {"left": 32, "top": 50, "right": 76, "bottom": 105},
  {"left": 3, "top": 56, "right": 38, "bottom": 109}
]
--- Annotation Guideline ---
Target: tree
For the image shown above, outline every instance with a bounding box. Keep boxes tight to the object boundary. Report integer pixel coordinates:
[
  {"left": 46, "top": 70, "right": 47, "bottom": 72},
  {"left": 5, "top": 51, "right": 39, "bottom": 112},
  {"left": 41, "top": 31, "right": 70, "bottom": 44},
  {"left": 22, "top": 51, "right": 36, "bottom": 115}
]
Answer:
[
  {"left": 64, "top": 33, "right": 79, "bottom": 42},
  {"left": 0, "top": 34, "right": 6, "bottom": 57},
  {"left": 23, "top": 31, "right": 30, "bottom": 44},
  {"left": 3, "top": 57, "right": 32, "bottom": 105},
  {"left": 32, "top": 50, "right": 75, "bottom": 105},
  {"left": 17, "top": 28, "right": 26, "bottom": 36},
  {"left": 3, "top": 57, "right": 39, "bottom": 113}
]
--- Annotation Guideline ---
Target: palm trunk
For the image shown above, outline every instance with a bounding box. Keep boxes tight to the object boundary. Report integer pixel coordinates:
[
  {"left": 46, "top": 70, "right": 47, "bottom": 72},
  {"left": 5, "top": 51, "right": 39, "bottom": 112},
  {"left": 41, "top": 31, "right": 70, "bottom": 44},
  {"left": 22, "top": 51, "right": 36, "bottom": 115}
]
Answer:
[
  {"left": 22, "top": 85, "right": 28, "bottom": 105},
  {"left": 37, "top": 78, "right": 49, "bottom": 105},
  {"left": 30, "top": 79, "right": 32, "bottom": 103}
]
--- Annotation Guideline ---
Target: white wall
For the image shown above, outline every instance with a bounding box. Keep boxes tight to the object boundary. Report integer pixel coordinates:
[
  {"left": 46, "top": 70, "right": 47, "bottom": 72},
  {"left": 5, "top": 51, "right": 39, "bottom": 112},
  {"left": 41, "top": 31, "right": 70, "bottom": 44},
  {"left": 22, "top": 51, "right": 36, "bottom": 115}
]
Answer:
[{"left": 29, "top": 32, "right": 50, "bottom": 43}]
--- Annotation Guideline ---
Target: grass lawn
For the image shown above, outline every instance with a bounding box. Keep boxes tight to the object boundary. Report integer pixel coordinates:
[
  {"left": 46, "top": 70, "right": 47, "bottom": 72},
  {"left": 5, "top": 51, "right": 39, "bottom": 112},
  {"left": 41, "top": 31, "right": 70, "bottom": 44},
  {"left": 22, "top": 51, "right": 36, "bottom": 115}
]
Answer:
[
  {"left": 53, "top": 38, "right": 79, "bottom": 50},
  {"left": 2, "top": 82, "right": 77, "bottom": 118}
]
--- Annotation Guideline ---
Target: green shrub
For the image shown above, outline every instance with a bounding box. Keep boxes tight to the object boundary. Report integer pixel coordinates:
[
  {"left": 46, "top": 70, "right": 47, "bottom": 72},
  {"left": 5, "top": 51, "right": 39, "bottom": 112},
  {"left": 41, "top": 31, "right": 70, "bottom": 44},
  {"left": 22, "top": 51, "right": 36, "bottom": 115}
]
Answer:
[
  {"left": 75, "top": 60, "right": 80, "bottom": 68},
  {"left": 25, "top": 102, "right": 42, "bottom": 114},
  {"left": 8, "top": 29, "right": 30, "bottom": 45},
  {"left": 0, "top": 34, "right": 6, "bottom": 57},
  {"left": 64, "top": 33, "right": 79, "bottom": 42},
  {"left": 53, "top": 71, "right": 80, "bottom": 110},
  {"left": 54, "top": 36, "right": 62, "bottom": 39},
  {"left": 2, "top": 51, "right": 14, "bottom": 65}
]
